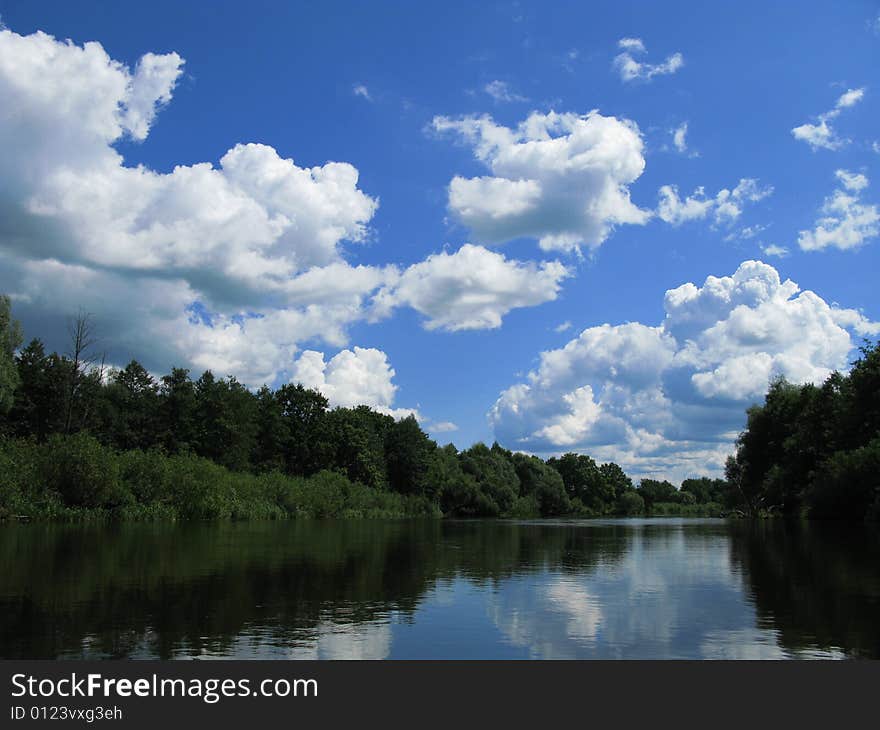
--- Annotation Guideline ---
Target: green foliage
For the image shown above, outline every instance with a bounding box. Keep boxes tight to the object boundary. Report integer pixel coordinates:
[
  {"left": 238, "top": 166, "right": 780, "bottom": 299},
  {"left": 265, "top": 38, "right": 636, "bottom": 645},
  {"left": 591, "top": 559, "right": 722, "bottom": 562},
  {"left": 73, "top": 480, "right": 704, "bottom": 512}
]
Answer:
[
  {"left": 513, "top": 452, "right": 570, "bottom": 516},
  {"left": 548, "top": 452, "right": 615, "bottom": 512},
  {"left": 460, "top": 443, "right": 520, "bottom": 515},
  {"left": 385, "top": 415, "right": 433, "bottom": 496},
  {"left": 616, "top": 490, "right": 645, "bottom": 516},
  {"left": 637, "top": 478, "right": 680, "bottom": 510},
  {"left": 40, "top": 433, "right": 129, "bottom": 509},
  {"left": 0, "top": 295, "right": 22, "bottom": 416},
  {"left": 726, "top": 341, "right": 880, "bottom": 521},
  {"left": 807, "top": 439, "right": 880, "bottom": 520},
  {"left": 8, "top": 308, "right": 799, "bottom": 523}
]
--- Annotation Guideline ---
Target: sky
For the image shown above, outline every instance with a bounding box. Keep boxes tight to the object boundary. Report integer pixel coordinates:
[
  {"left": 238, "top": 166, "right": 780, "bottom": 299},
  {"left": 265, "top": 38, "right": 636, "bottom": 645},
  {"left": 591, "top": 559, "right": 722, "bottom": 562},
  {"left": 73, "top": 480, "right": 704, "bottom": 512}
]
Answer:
[{"left": 0, "top": 0, "right": 878, "bottom": 482}]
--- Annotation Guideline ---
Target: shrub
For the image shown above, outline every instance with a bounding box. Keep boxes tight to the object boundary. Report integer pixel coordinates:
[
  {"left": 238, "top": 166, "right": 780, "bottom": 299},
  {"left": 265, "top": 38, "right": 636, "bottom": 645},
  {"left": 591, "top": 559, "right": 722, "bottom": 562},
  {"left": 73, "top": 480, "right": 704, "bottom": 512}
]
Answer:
[
  {"left": 40, "top": 433, "right": 130, "bottom": 509},
  {"left": 616, "top": 490, "right": 645, "bottom": 516}
]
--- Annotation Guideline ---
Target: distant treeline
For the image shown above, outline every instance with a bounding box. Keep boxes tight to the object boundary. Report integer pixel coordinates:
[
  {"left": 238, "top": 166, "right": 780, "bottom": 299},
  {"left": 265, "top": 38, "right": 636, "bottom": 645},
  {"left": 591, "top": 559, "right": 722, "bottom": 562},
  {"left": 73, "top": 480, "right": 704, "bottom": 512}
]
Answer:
[
  {"left": 725, "top": 342, "right": 880, "bottom": 521},
  {"left": 1, "top": 297, "right": 877, "bottom": 521},
  {"left": 0, "top": 298, "right": 735, "bottom": 521}
]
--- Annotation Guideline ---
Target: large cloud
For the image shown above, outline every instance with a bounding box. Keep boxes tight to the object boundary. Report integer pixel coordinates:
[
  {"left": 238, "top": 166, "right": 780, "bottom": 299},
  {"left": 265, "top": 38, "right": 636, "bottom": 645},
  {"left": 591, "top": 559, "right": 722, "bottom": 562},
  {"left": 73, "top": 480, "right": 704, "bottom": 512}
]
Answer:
[
  {"left": 489, "top": 261, "right": 880, "bottom": 481},
  {"left": 432, "top": 110, "right": 650, "bottom": 253},
  {"left": 0, "top": 28, "right": 565, "bottom": 387}
]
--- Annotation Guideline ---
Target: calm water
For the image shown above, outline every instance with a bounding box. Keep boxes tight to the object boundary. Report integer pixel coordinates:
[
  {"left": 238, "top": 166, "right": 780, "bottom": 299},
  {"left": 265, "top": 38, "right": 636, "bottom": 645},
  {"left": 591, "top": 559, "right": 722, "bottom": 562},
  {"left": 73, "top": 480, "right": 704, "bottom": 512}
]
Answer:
[{"left": 1, "top": 518, "right": 878, "bottom": 659}]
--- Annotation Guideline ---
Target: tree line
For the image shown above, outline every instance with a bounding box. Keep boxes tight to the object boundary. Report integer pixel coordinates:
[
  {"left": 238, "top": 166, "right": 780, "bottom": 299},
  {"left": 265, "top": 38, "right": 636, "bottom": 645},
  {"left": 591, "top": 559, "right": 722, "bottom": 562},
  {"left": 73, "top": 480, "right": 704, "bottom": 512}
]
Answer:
[
  {"left": 725, "top": 341, "right": 880, "bottom": 521},
  {"left": 2, "top": 296, "right": 876, "bottom": 521}
]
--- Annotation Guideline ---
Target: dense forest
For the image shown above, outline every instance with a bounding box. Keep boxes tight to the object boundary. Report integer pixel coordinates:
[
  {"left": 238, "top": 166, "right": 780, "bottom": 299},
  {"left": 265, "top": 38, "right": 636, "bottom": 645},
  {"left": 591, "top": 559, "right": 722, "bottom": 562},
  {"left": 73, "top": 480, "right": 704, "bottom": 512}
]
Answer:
[{"left": 0, "top": 296, "right": 877, "bottom": 521}]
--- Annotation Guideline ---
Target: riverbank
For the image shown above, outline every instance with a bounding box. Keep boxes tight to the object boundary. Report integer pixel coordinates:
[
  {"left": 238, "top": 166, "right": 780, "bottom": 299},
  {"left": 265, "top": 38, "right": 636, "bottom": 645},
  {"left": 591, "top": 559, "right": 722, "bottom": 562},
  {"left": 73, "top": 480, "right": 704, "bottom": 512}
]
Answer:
[
  {"left": 0, "top": 434, "right": 729, "bottom": 523},
  {"left": 0, "top": 434, "right": 440, "bottom": 522}
]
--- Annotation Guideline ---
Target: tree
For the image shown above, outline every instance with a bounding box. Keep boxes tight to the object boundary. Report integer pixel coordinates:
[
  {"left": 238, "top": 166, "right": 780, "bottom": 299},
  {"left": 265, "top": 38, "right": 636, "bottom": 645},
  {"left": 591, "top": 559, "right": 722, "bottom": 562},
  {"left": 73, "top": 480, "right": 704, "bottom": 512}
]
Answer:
[
  {"left": 385, "top": 415, "right": 434, "bottom": 495},
  {"left": 637, "top": 478, "right": 679, "bottom": 510},
  {"left": 105, "top": 360, "right": 160, "bottom": 451},
  {"left": 274, "top": 383, "right": 329, "bottom": 475},
  {"left": 460, "top": 442, "right": 520, "bottom": 515},
  {"left": 600, "top": 462, "right": 634, "bottom": 501},
  {"left": 9, "top": 339, "right": 70, "bottom": 440},
  {"left": 0, "top": 295, "right": 22, "bottom": 416},
  {"left": 158, "top": 368, "right": 197, "bottom": 454},
  {"left": 547, "top": 452, "right": 614, "bottom": 513},
  {"left": 62, "top": 310, "right": 102, "bottom": 434},
  {"left": 513, "top": 452, "right": 570, "bottom": 516},
  {"left": 193, "top": 372, "right": 258, "bottom": 472},
  {"left": 325, "top": 406, "right": 392, "bottom": 489}
]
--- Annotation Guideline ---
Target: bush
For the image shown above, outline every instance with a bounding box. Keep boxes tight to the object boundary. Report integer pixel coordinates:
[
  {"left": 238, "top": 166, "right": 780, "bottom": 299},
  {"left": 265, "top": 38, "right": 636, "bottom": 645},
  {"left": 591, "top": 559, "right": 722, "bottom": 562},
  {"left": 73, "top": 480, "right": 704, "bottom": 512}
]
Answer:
[
  {"left": 808, "top": 439, "right": 880, "bottom": 520},
  {"left": 40, "top": 433, "right": 130, "bottom": 509},
  {"left": 508, "top": 495, "right": 540, "bottom": 519},
  {"left": 616, "top": 490, "right": 645, "bottom": 516},
  {"left": 118, "top": 449, "right": 173, "bottom": 504}
]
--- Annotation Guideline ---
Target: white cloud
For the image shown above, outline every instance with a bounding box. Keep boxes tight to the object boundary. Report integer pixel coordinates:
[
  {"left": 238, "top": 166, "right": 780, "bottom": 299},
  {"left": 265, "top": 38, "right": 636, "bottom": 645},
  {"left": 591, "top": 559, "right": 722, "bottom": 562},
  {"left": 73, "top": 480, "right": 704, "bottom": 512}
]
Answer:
[
  {"left": 554, "top": 320, "right": 573, "bottom": 333},
  {"left": 760, "top": 244, "right": 789, "bottom": 258},
  {"left": 0, "top": 28, "right": 568, "bottom": 388},
  {"left": 290, "top": 347, "right": 418, "bottom": 419},
  {"left": 489, "top": 261, "right": 878, "bottom": 481},
  {"left": 613, "top": 38, "right": 683, "bottom": 82},
  {"left": 429, "top": 421, "right": 459, "bottom": 433},
  {"left": 617, "top": 37, "right": 646, "bottom": 53},
  {"left": 671, "top": 122, "right": 689, "bottom": 153},
  {"left": 791, "top": 87, "right": 865, "bottom": 150},
  {"left": 352, "top": 83, "right": 372, "bottom": 101},
  {"left": 730, "top": 223, "right": 768, "bottom": 241},
  {"left": 373, "top": 244, "right": 570, "bottom": 331},
  {"left": 657, "top": 178, "right": 773, "bottom": 226},
  {"left": 483, "top": 80, "right": 528, "bottom": 103},
  {"left": 798, "top": 170, "right": 880, "bottom": 251},
  {"left": 432, "top": 110, "right": 650, "bottom": 252}
]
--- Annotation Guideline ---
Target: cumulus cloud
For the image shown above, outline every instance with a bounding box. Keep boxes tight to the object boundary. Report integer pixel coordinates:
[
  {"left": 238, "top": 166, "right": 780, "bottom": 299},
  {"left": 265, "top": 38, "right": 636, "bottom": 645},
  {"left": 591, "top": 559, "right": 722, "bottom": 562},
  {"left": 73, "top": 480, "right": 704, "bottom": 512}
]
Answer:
[
  {"left": 798, "top": 170, "right": 880, "bottom": 251},
  {"left": 483, "top": 80, "right": 528, "bottom": 103},
  {"left": 0, "top": 28, "right": 569, "bottom": 389},
  {"left": 432, "top": 110, "right": 650, "bottom": 252},
  {"left": 791, "top": 87, "right": 865, "bottom": 150},
  {"left": 613, "top": 38, "right": 683, "bottom": 82},
  {"left": 373, "top": 244, "right": 570, "bottom": 331},
  {"left": 290, "top": 346, "right": 419, "bottom": 418},
  {"left": 489, "top": 261, "right": 879, "bottom": 481},
  {"left": 656, "top": 178, "right": 773, "bottom": 227}
]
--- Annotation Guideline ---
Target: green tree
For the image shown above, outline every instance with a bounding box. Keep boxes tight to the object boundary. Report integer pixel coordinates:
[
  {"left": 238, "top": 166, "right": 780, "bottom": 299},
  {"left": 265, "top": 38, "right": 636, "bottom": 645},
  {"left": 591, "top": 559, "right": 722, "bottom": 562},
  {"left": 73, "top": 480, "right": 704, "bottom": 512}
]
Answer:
[
  {"left": 600, "top": 462, "right": 634, "bottom": 500},
  {"left": 9, "top": 340, "right": 74, "bottom": 440},
  {"left": 385, "top": 414, "right": 434, "bottom": 495},
  {"left": 460, "top": 442, "right": 519, "bottom": 515},
  {"left": 513, "top": 452, "right": 570, "bottom": 516},
  {"left": 0, "top": 295, "right": 22, "bottom": 416},
  {"left": 105, "top": 360, "right": 160, "bottom": 451},
  {"left": 158, "top": 368, "right": 197, "bottom": 454},
  {"left": 274, "top": 383, "right": 329, "bottom": 475},
  {"left": 547, "top": 452, "right": 614, "bottom": 513}
]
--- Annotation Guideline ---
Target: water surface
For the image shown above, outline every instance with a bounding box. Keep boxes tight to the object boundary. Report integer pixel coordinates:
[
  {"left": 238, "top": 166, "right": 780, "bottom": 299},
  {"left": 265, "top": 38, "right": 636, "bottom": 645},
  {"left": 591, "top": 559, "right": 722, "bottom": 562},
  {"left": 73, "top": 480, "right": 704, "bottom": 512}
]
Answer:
[{"left": 1, "top": 518, "right": 878, "bottom": 659}]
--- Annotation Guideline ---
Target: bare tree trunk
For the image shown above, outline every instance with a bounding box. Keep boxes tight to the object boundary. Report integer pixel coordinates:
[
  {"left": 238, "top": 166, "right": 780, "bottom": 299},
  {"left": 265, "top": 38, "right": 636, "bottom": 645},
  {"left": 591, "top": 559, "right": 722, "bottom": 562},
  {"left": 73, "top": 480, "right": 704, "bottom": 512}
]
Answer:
[{"left": 64, "top": 310, "right": 97, "bottom": 434}]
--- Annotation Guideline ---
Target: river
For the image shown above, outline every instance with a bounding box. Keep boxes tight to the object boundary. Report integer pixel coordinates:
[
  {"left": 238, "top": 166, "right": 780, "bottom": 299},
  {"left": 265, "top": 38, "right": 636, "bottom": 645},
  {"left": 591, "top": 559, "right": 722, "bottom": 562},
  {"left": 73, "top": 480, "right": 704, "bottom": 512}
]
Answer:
[{"left": 1, "top": 518, "right": 877, "bottom": 659}]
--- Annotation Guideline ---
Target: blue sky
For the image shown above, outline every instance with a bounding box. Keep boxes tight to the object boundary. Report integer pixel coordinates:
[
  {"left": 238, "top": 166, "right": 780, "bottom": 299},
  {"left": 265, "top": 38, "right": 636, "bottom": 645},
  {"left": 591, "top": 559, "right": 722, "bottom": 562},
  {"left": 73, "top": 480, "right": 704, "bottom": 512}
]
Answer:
[{"left": 0, "top": 1, "right": 878, "bottom": 480}]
